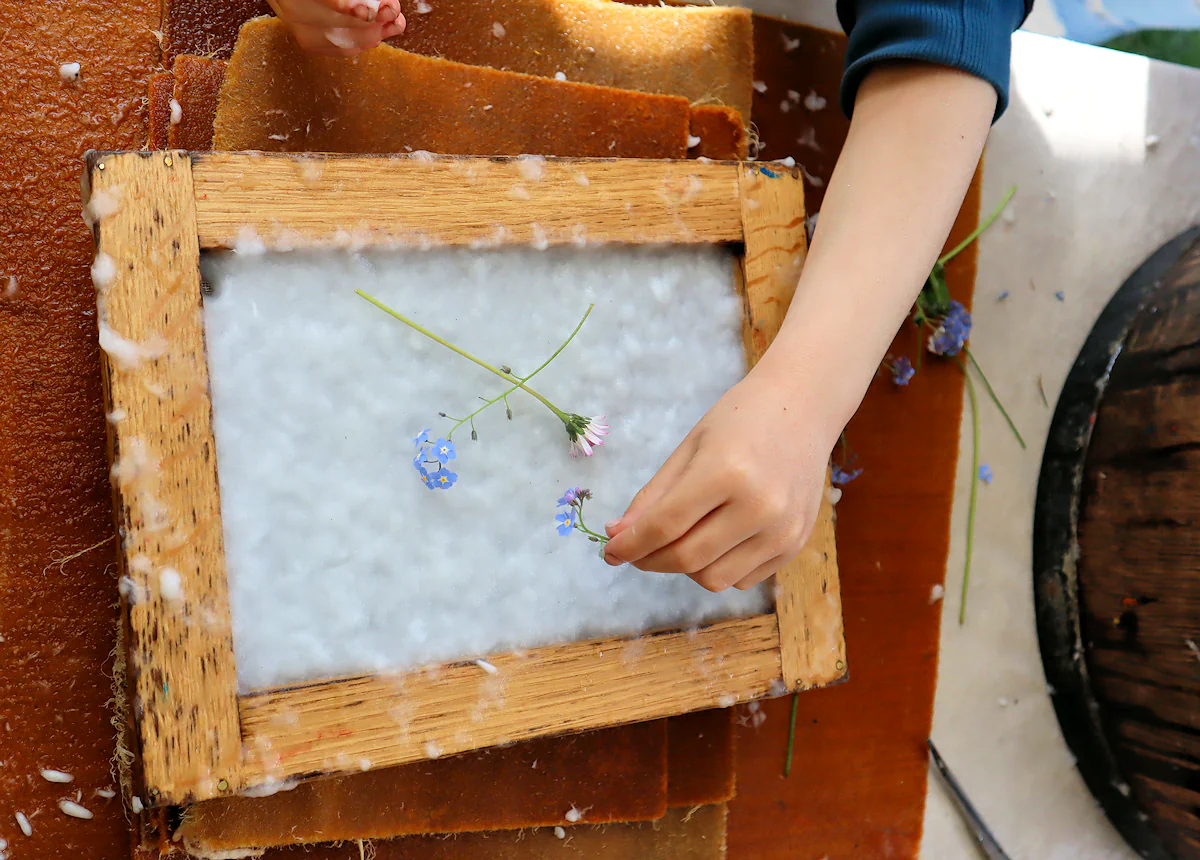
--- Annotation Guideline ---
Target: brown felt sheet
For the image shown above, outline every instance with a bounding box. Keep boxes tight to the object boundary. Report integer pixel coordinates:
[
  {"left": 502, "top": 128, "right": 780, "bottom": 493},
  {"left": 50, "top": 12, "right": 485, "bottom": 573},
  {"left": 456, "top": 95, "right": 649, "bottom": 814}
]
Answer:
[
  {"left": 168, "top": 55, "right": 225, "bottom": 150},
  {"left": 147, "top": 71, "right": 174, "bottom": 149},
  {"left": 162, "top": 0, "right": 752, "bottom": 119},
  {"left": 392, "top": 0, "right": 753, "bottom": 119},
  {"left": 162, "top": 0, "right": 271, "bottom": 65},
  {"left": 215, "top": 18, "right": 695, "bottom": 158},
  {"left": 178, "top": 720, "right": 668, "bottom": 852},
  {"left": 213, "top": 804, "right": 726, "bottom": 860},
  {"left": 668, "top": 708, "right": 737, "bottom": 807},
  {"left": 156, "top": 56, "right": 745, "bottom": 160},
  {"left": 0, "top": 3, "right": 161, "bottom": 858},
  {"left": 688, "top": 104, "right": 749, "bottom": 161},
  {"left": 180, "top": 708, "right": 735, "bottom": 853}
]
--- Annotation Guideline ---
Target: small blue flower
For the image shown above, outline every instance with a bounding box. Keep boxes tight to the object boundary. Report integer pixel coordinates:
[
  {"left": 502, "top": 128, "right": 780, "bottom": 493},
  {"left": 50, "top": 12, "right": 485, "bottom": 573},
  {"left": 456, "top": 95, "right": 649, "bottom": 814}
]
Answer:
[
  {"left": 430, "top": 438, "right": 456, "bottom": 464},
  {"left": 414, "top": 428, "right": 431, "bottom": 448},
  {"left": 413, "top": 454, "right": 439, "bottom": 489},
  {"left": 979, "top": 464, "right": 993, "bottom": 484},
  {"left": 558, "top": 487, "right": 582, "bottom": 507},
  {"left": 1055, "top": 290, "right": 1065, "bottom": 302},
  {"left": 432, "top": 469, "right": 458, "bottom": 490},
  {"left": 831, "top": 464, "right": 863, "bottom": 486},
  {"left": 891, "top": 356, "right": 915, "bottom": 386},
  {"left": 927, "top": 300, "right": 972, "bottom": 357},
  {"left": 556, "top": 509, "right": 577, "bottom": 536},
  {"left": 996, "top": 290, "right": 1009, "bottom": 301}
]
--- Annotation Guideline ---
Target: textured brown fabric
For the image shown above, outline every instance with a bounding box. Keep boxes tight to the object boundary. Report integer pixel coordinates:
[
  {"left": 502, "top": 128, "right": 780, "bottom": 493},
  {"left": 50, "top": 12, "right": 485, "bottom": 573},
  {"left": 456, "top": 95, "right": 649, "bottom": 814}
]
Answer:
[
  {"left": 148, "top": 71, "right": 174, "bottom": 149},
  {"left": 392, "top": 0, "right": 753, "bottom": 120},
  {"left": 236, "top": 804, "right": 726, "bottom": 860},
  {"left": 688, "top": 104, "right": 748, "bottom": 161},
  {"left": 0, "top": 3, "right": 163, "bottom": 859},
  {"left": 747, "top": 15, "right": 848, "bottom": 211},
  {"left": 667, "top": 709, "right": 737, "bottom": 807},
  {"left": 180, "top": 708, "right": 734, "bottom": 854},
  {"left": 214, "top": 18, "right": 692, "bottom": 158},
  {"left": 149, "top": 58, "right": 745, "bottom": 160},
  {"left": 168, "top": 55, "right": 226, "bottom": 150},
  {"left": 163, "top": 0, "right": 752, "bottom": 118},
  {"left": 178, "top": 720, "right": 668, "bottom": 853},
  {"left": 162, "top": 0, "right": 271, "bottom": 65}
]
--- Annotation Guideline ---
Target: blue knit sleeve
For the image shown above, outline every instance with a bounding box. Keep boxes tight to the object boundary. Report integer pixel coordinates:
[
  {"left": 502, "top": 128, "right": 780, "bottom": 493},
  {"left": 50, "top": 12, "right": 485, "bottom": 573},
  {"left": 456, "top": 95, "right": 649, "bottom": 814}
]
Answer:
[{"left": 836, "top": 0, "right": 1032, "bottom": 121}]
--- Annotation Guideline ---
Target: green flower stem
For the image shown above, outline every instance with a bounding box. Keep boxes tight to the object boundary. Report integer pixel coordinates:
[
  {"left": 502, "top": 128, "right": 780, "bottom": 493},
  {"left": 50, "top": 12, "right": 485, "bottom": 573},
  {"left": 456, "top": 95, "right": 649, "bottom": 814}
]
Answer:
[
  {"left": 965, "top": 348, "right": 1026, "bottom": 450},
  {"left": 784, "top": 692, "right": 800, "bottom": 778},
  {"left": 357, "top": 290, "right": 588, "bottom": 425},
  {"left": 440, "top": 305, "right": 594, "bottom": 440},
  {"left": 957, "top": 359, "right": 980, "bottom": 626},
  {"left": 938, "top": 184, "right": 1016, "bottom": 267},
  {"left": 574, "top": 502, "right": 609, "bottom": 544}
]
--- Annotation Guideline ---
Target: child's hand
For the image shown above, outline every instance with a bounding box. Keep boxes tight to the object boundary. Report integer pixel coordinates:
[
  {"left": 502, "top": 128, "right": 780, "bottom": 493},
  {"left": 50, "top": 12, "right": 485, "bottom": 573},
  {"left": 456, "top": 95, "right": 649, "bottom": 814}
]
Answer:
[
  {"left": 602, "top": 359, "right": 838, "bottom": 592},
  {"left": 603, "top": 65, "right": 999, "bottom": 593},
  {"left": 267, "top": 0, "right": 405, "bottom": 56}
]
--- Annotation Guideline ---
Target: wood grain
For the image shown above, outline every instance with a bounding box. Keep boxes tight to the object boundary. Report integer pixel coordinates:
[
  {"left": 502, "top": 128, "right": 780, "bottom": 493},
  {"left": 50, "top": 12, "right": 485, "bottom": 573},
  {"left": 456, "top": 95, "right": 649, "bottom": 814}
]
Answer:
[
  {"left": 1076, "top": 235, "right": 1200, "bottom": 860},
  {"left": 737, "top": 163, "right": 846, "bottom": 690},
  {"left": 190, "top": 153, "right": 744, "bottom": 249},
  {"left": 86, "top": 151, "right": 241, "bottom": 806},
  {"left": 238, "top": 614, "right": 783, "bottom": 786}
]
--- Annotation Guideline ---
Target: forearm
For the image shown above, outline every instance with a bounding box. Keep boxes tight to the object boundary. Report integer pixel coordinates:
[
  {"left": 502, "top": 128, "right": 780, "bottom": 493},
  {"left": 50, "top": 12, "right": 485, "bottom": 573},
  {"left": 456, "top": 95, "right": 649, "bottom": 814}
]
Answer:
[{"left": 760, "top": 63, "right": 996, "bottom": 438}]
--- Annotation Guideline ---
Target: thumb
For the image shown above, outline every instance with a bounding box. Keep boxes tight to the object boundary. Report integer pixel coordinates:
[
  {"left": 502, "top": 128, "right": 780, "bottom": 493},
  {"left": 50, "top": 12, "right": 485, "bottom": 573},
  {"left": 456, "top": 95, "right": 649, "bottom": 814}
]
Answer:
[{"left": 606, "top": 435, "right": 697, "bottom": 538}]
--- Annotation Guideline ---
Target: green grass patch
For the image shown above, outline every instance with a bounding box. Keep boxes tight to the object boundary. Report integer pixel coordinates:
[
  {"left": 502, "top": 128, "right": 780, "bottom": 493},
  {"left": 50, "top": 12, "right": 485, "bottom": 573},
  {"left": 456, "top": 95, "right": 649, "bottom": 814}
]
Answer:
[{"left": 1104, "top": 29, "right": 1200, "bottom": 69}]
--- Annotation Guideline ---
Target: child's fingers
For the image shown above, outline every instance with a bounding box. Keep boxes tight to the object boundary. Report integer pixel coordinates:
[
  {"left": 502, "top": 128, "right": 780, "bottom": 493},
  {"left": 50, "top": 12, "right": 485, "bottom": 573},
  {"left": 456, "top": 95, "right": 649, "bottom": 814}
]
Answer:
[
  {"left": 270, "top": 0, "right": 380, "bottom": 28},
  {"left": 632, "top": 506, "right": 753, "bottom": 575},
  {"left": 687, "top": 536, "right": 779, "bottom": 593},
  {"left": 322, "top": 0, "right": 401, "bottom": 23},
  {"left": 604, "top": 436, "right": 697, "bottom": 540},
  {"left": 730, "top": 553, "right": 786, "bottom": 591},
  {"left": 603, "top": 463, "right": 725, "bottom": 566},
  {"left": 376, "top": 1, "right": 402, "bottom": 25}
]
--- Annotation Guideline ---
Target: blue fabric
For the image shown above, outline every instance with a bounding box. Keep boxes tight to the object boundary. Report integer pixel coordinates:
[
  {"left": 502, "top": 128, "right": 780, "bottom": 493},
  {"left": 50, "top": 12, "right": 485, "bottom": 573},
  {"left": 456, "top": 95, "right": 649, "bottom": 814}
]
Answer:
[{"left": 836, "top": 0, "right": 1033, "bottom": 121}]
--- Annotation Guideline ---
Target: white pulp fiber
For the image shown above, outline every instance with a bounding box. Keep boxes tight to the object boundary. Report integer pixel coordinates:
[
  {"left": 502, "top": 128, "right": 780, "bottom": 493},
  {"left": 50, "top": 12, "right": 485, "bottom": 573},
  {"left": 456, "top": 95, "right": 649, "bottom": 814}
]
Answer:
[
  {"left": 58, "top": 800, "right": 92, "bottom": 820},
  {"left": 91, "top": 252, "right": 116, "bottom": 290},
  {"left": 159, "top": 567, "right": 184, "bottom": 604},
  {"left": 202, "top": 246, "right": 771, "bottom": 690},
  {"left": 85, "top": 187, "right": 121, "bottom": 224},
  {"left": 325, "top": 28, "right": 358, "bottom": 50}
]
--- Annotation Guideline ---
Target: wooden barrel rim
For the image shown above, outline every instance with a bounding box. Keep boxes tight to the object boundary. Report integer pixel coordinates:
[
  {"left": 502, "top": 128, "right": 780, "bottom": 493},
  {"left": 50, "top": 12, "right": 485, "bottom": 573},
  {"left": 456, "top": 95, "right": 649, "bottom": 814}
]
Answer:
[{"left": 1034, "top": 225, "right": 1200, "bottom": 860}]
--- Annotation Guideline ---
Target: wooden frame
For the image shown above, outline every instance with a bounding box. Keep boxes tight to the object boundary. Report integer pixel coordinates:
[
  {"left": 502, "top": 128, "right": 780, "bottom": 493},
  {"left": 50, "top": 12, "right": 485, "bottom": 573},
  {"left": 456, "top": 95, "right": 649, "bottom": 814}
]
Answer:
[{"left": 84, "top": 151, "right": 845, "bottom": 807}]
